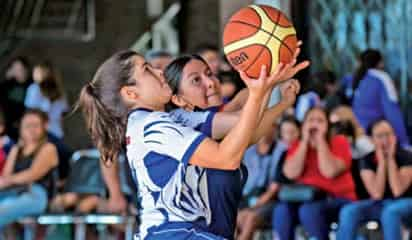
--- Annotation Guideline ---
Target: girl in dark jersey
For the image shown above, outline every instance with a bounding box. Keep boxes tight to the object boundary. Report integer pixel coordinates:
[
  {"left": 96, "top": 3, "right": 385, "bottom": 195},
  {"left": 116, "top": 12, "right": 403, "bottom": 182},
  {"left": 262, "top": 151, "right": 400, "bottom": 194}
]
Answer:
[{"left": 164, "top": 51, "right": 308, "bottom": 239}]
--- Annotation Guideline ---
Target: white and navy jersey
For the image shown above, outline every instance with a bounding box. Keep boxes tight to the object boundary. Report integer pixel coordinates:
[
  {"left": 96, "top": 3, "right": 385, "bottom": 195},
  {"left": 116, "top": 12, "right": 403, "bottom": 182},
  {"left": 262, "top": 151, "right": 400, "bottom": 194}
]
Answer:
[
  {"left": 169, "top": 108, "right": 248, "bottom": 239},
  {"left": 126, "top": 108, "right": 214, "bottom": 239},
  {"left": 169, "top": 109, "right": 216, "bottom": 137}
]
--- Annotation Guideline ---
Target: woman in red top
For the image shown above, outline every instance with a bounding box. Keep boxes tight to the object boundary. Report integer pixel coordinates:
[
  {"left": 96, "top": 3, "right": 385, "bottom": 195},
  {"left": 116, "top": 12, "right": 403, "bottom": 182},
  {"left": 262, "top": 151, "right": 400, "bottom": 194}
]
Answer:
[{"left": 272, "top": 107, "right": 356, "bottom": 240}]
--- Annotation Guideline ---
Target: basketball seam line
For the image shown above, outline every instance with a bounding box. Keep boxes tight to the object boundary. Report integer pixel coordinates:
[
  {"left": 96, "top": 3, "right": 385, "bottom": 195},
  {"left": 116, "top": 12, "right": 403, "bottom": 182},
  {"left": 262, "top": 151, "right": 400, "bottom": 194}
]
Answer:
[
  {"left": 229, "top": 20, "right": 295, "bottom": 54},
  {"left": 244, "top": 8, "right": 280, "bottom": 73}
]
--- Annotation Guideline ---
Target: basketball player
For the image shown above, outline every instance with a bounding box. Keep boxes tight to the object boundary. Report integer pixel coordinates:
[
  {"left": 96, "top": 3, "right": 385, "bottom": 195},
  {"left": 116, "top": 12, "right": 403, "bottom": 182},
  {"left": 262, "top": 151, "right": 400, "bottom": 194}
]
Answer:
[
  {"left": 162, "top": 49, "right": 306, "bottom": 238},
  {"left": 78, "top": 50, "right": 293, "bottom": 239}
]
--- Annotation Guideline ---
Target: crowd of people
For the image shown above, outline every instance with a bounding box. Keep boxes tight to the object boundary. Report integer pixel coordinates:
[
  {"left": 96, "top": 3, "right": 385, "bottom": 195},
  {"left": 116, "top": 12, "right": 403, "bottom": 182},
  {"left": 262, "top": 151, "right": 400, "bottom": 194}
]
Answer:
[{"left": 0, "top": 44, "right": 411, "bottom": 240}]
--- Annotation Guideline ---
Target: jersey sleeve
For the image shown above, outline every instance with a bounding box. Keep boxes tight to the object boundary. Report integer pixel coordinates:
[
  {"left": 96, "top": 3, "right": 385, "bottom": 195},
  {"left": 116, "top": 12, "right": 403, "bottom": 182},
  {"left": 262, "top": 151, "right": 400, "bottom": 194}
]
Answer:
[
  {"left": 379, "top": 81, "right": 410, "bottom": 146},
  {"left": 169, "top": 109, "right": 216, "bottom": 137},
  {"left": 143, "top": 114, "right": 207, "bottom": 165}
]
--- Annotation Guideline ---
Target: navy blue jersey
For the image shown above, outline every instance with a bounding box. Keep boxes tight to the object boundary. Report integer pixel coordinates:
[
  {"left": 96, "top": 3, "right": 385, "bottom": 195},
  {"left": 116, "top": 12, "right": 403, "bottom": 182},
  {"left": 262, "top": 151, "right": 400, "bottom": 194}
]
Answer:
[{"left": 170, "top": 109, "right": 248, "bottom": 239}]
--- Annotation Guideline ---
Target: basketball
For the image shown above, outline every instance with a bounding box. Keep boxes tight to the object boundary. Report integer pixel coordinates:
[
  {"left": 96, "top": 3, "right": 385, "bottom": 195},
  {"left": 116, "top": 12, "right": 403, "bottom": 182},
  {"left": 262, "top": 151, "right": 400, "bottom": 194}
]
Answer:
[{"left": 223, "top": 5, "right": 298, "bottom": 78}]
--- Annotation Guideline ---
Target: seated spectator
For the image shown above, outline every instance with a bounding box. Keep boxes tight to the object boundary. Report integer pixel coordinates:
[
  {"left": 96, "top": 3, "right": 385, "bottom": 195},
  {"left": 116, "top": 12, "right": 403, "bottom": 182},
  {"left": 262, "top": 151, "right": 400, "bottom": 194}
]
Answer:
[
  {"left": 236, "top": 116, "right": 300, "bottom": 240},
  {"left": 337, "top": 119, "right": 412, "bottom": 240},
  {"left": 144, "top": 49, "right": 173, "bottom": 71},
  {"left": 330, "top": 105, "right": 374, "bottom": 159},
  {"left": 0, "top": 110, "right": 15, "bottom": 175},
  {"left": 342, "top": 49, "right": 410, "bottom": 147},
  {"left": 0, "top": 109, "right": 58, "bottom": 229},
  {"left": 25, "top": 61, "right": 68, "bottom": 139},
  {"left": 273, "top": 107, "right": 356, "bottom": 240},
  {"left": 0, "top": 56, "right": 33, "bottom": 140}
]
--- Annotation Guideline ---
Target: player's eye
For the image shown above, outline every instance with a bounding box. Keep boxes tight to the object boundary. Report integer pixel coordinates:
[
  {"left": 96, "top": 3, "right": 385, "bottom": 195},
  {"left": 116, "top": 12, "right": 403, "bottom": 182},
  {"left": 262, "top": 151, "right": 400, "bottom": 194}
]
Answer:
[{"left": 191, "top": 76, "right": 201, "bottom": 85}]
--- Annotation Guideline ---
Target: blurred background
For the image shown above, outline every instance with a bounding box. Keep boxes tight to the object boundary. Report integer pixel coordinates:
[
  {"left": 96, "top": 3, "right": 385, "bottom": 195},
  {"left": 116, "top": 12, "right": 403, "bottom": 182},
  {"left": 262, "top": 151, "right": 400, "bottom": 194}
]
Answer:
[
  {"left": 1, "top": 0, "right": 411, "bottom": 149},
  {"left": 1, "top": 1, "right": 412, "bottom": 239}
]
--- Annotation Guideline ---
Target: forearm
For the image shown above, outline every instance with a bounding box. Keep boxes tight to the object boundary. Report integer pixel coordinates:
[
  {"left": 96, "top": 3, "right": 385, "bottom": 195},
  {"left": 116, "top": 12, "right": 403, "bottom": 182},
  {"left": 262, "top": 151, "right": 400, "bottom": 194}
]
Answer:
[
  {"left": 100, "top": 160, "right": 123, "bottom": 199},
  {"left": 368, "top": 161, "right": 387, "bottom": 199},
  {"left": 211, "top": 90, "right": 270, "bottom": 141},
  {"left": 283, "top": 141, "right": 308, "bottom": 179},
  {"left": 251, "top": 101, "right": 290, "bottom": 144},
  {"left": 387, "top": 158, "right": 408, "bottom": 197},
  {"left": 9, "top": 170, "right": 40, "bottom": 185},
  {"left": 317, "top": 140, "right": 344, "bottom": 179},
  {"left": 254, "top": 186, "right": 278, "bottom": 208},
  {"left": 217, "top": 94, "right": 264, "bottom": 169}
]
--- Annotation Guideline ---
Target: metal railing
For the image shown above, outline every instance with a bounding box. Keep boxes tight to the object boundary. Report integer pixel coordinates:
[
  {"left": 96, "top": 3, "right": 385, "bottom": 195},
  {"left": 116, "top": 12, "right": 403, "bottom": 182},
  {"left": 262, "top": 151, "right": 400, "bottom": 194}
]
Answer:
[{"left": 130, "top": 2, "right": 180, "bottom": 55}]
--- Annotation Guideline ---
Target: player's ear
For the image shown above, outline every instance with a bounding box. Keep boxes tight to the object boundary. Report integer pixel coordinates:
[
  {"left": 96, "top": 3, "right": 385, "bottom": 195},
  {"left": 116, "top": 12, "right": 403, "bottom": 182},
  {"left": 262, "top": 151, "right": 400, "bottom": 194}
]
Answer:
[
  {"left": 120, "top": 85, "right": 139, "bottom": 104},
  {"left": 171, "top": 94, "right": 186, "bottom": 107},
  {"left": 171, "top": 95, "right": 194, "bottom": 111}
]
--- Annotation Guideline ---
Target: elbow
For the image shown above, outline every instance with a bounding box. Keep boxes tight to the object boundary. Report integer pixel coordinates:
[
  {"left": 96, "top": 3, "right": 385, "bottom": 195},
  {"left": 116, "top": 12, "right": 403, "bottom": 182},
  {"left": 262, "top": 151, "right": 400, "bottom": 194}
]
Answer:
[
  {"left": 320, "top": 170, "right": 338, "bottom": 179},
  {"left": 283, "top": 167, "right": 300, "bottom": 180},
  {"left": 221, "top": 159, "right": 241, "bottom": 170},
  {"left": 391, "top": 187, "right": 405, "bottom": 198},
  {"left": 217, "top": 153, "right": 242, "bottom": 170},
  {"left": 370, "top": 190, "right": 384, "bottom": 200}
]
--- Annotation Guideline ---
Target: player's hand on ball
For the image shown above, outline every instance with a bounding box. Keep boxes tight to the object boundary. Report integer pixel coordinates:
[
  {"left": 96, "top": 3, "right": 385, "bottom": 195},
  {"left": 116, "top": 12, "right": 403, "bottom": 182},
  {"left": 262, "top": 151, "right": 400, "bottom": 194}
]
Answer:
[
  {"left": 280, "top": 78, "right": 300, "bottom": 106},
  {"left": 239, "top": 65, "right": 274, "bottom": 98}
]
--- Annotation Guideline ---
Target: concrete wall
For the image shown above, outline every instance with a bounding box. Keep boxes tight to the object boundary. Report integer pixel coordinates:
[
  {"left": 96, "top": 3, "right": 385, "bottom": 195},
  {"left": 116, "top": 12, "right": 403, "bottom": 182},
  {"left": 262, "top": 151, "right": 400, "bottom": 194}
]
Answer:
[{"left": 2, "top": 0, "right": 148, "bottom": 149}]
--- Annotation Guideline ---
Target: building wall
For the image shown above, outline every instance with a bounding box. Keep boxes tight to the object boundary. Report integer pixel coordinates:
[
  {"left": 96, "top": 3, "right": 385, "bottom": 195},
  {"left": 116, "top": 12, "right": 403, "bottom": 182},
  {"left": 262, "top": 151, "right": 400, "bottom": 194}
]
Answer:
[{"left": 2, "top": 0, "right": 148, "bottom": 149}]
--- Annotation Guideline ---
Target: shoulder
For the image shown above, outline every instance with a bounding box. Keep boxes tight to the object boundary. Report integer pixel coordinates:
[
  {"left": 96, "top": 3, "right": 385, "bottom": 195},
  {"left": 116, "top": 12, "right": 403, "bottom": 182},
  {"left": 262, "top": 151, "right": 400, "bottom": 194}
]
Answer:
[
  {"left": 368, "top": 69, "right": 398, "bottom": 102},
  {"left": 26, "top": 83, "right": 41, "bottom": 94},
  {"left": 397, "top": 148, "right": 412, "bottom": 164},
  {"left": 360, "top": 151, "right": 376, "bottom": 163},
  {"left": 39, "top": 142, "right": 58, "bottom": 155},
  {"left": 8, "top": 145, "right": 20, "bottom": 157},
  {"left": 331, "top": 135, "right": 350, "bottom": 146},
  {"left": 127, "top": 110, "right": 167, "bottom": 127},
  {"left": 169, "top": 109, "right": 210, "bottom": 127}
]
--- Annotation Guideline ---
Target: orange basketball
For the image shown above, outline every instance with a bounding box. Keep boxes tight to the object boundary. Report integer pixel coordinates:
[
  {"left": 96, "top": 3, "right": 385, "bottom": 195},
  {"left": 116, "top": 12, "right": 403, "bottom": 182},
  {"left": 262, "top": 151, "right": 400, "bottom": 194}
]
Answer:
[{"left": 223, "top": 5, "right": 298, "bottom": 78}]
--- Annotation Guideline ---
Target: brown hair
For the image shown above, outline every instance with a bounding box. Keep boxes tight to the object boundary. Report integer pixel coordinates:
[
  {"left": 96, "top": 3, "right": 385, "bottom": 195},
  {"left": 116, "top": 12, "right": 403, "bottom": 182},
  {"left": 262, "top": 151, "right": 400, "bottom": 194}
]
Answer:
[
  {"left": 35, "top": 61, "right": 65, "bottom": 101},
  {"left": 19, "top": 108, "right": 49, "bottom": 142},
  {"left": 77, "top": 50, "right": 138, "bottom": 164},
  {"left": 330, "top": 105, "right": 365, "bottom": 138}
]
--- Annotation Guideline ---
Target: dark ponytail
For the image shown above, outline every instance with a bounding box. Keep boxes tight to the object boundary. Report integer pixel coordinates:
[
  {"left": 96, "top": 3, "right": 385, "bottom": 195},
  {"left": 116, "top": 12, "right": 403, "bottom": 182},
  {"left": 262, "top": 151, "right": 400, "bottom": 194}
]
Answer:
[
  {"left": 77, "top": 50, "right": 138, "bottom": 165},
  {"left": 352, "top": 49, "right": 382, "bottom": 93}
]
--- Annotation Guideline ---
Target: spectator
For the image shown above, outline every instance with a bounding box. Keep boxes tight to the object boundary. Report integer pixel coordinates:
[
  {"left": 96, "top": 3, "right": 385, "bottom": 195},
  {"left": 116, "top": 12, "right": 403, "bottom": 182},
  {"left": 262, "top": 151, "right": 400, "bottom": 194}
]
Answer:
[
  {"left": 195, "top": 44, "right": 221, "bottom": 75},
  {"left": 312, "top": 71, "right": 348, "bottom": 111},
  {"left": 25, "top": 61, "right": 68, "bottom": 139},
  {"left": 0, "top": 109, "right": 58, "bottom": 228},
  {"left": 144, "top": 49, "right": 173, "bottom": 71},
  {"left": 273, "top": 107, "right": 356, "bottom": 240},
  {"left": 0, "top": 110, "right": 15, "bottom": 175},
  {"left": 0, "top": 56, "right": 33, "bottom": 140},
  {"left": 337, "top": 120, "right": 412, "bottom": 240},
  {"left": 236, "top": 116, "right": 300, "bottom": 240},
  {"left": 342, "top": 49, "right": 410, "bottom": 147},
  {"left": 330, "top": 105, "right": 374, "bottom": 159},
  {"left": 241, "top": 121, "right": 276, "bottom": 202}
]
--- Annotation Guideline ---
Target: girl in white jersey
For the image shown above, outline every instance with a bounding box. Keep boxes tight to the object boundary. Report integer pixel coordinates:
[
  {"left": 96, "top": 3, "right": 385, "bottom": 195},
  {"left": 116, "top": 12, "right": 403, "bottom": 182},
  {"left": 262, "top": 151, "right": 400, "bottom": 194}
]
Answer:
[{"left": 77, "top": 50, "right": 292, "bottom": 239}]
